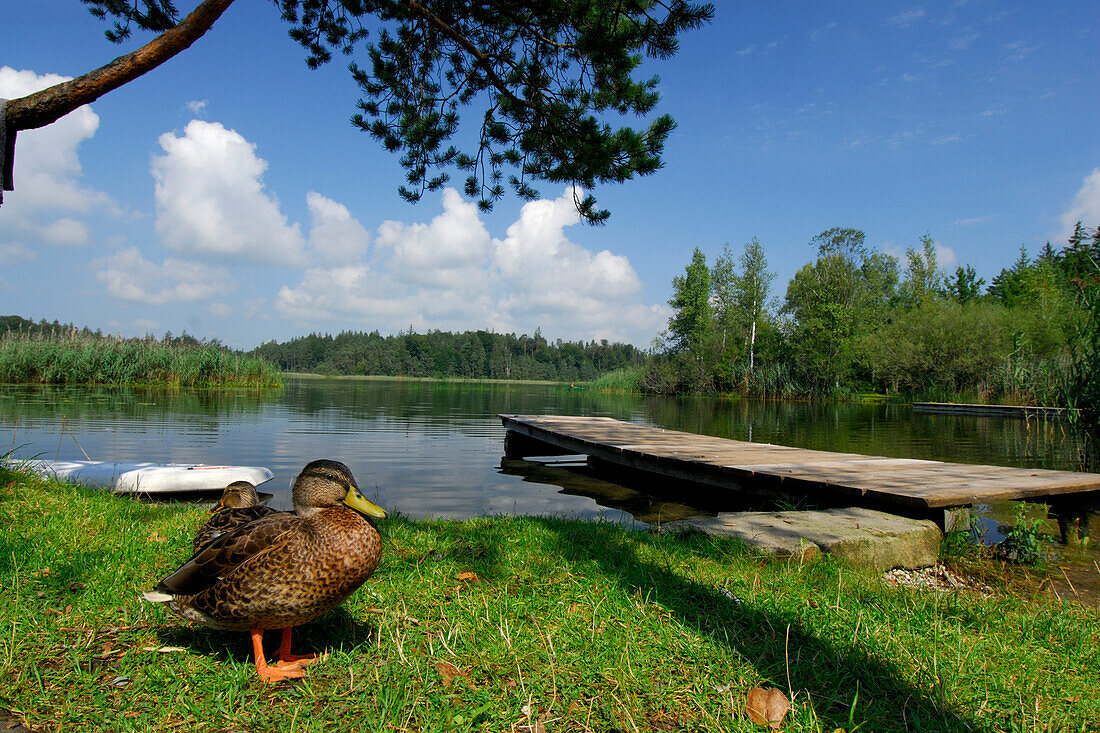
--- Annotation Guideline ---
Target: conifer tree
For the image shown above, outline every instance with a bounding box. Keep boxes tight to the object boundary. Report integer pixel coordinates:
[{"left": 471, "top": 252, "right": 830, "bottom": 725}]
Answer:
[
  {"left": 947, "top": 265, "right": 985, "bottom": 303},
  {"left": 2, "top": 0, "right": 713, "bottom": 221},
  {"left": 667, "top": 247, "right": 712, "bottom": 355},
  {"left": 987, "top": 245, "right": 1033, "bottom": 306}
]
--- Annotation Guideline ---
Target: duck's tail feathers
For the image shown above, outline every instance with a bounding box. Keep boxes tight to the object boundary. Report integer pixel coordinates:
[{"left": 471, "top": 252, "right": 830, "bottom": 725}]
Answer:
[{"left": 142, "top": 590, "right": 173, "bottom": 603}]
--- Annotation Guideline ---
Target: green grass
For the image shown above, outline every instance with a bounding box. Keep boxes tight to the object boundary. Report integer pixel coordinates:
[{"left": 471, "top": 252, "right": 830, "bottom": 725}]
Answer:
[
  {"left": 0, "top": 333, "right": 282, "bottom": 387},
  {"left": 1, "top": 469, "right": 1097, "bottom": 732}
]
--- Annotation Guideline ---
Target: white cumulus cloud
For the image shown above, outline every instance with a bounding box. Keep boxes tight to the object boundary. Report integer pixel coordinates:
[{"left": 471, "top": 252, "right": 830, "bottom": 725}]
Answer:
[
  {"left": 95, "top": 246, "right": 232, "bottom": 305},
  {"left": 493, "top": 189, "right": 641, "bottom": 302},
  {"left": 276, "top": 187, "right": 665, "bottom": 345},
  {"left": 375, "top": 188, "right": 491, "bottom": 288},
  {"left": 152, "top": 120, "right": 307, "bottom": 265},
  {"left": 306, "top": 192, "right": 370, "bottom": 265},
  {"left": 1059, "top": 168, "right": 1100, "bottom": 243},
  {"left": 38, "top": 218, "right": 90, "bottom": 246},
  {"left": 0, "top": 66, "right": 116, "bottom": 254}
]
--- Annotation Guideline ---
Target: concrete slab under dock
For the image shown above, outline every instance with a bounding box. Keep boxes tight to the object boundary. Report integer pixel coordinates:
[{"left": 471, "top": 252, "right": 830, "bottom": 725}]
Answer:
[{"left": 662, "top": 508, "right": 943, "bottom": 570}]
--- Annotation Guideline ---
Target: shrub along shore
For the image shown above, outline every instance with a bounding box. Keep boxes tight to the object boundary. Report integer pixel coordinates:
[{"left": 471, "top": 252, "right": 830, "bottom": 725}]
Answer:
[
  {"left": 0, "top": 468, "right": 1096, "bottom": 732},
  {"left": 0, "top": 332, "right": 282, "bottom": 388}
]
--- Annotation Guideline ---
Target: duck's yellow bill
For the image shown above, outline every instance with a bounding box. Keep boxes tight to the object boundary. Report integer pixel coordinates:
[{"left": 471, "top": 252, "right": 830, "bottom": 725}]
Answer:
[{"left": 343, "top": 486, "right": 387, "bottom": 519}]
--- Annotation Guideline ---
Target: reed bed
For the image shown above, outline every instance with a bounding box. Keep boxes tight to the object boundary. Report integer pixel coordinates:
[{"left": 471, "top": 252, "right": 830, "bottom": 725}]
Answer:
[
  {"left": 0, "top": 332, "right": 282, "bottom": 387},
  {"left": 587, "top": 366, "right": 643, "bottom": 392}
]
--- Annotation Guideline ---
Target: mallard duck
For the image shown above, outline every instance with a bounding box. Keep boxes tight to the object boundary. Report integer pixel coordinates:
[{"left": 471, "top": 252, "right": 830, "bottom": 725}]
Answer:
[
  {"left": 193, "top": 481, "right": 281, "bottom": 552},
  {"left": 144, "top": 459, "right": 386, "bottom": 682}
]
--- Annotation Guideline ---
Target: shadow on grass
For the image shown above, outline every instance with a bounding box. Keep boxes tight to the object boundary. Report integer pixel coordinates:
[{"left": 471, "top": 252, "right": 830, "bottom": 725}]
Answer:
[
  {"left": 152, "top": 606, "right": 378, "bottom": 666},
  {"left": 523, "top": 517, "right": 975, "bottom": 732}
]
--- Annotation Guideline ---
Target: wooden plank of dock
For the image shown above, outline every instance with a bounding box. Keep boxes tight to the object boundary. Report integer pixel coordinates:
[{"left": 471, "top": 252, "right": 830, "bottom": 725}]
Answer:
[
  {"left": 498, "top": 414, "right": 1100, "bottom": 510},
  {"left": 912, "top": 402, "right": 1066, "bottom": 419}
]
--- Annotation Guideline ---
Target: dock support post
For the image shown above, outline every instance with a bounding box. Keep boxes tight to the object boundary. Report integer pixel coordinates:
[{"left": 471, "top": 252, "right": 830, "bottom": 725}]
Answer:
[
  {"left": 503, "top": 430, "right": 573, "bottom": 459},
  {"left": 1049, "top": 506, "right": 1091, "bottom": 547},
  {"left": 941, "top": 507, "right": 972, "bottom": 535}
]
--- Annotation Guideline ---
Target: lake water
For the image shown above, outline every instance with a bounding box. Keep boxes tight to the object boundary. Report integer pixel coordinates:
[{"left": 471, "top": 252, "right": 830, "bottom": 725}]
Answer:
[
  {"left": 2, "top": 376, "right": 1094, "bottom": 528},
  {"left": 6, "top": 375, "right": 1098, "bottom": 603}
]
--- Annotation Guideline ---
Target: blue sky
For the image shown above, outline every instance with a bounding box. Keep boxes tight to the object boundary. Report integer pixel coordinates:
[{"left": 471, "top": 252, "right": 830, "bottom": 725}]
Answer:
[{"left": 1, "top": 1, "right": 1097, "bottom": 349}]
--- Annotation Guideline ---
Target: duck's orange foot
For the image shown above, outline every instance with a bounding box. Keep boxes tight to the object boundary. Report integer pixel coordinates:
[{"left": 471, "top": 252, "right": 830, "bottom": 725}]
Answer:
[
  {"left": 275, "top": 652, "right": 321, "bottom": 669},
  {"left": 276, "top": 627, "right": 323, "bottom": 668},
  {"left": 256, "top": 661, "right": 306, "bottom": 682},
  {"left": 250, "top": 627, "right": 307, "bottom": 683}
]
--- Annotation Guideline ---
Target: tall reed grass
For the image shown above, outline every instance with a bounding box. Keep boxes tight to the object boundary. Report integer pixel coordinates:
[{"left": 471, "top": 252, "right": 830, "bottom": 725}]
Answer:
[
  {"left": 0, "top": 331, "right": 282, "bottom": 387},
  {"left": 588, "top": 366, "right": 643, "bottom": 392}
]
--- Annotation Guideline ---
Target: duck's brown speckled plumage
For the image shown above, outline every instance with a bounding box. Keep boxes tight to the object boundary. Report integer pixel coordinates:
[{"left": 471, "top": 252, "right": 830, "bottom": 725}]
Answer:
[
  {"left": 163, "top": 504, "right": 382, "bottom": 631},
  {"left": 192, "top": 481, "right": 281, "bottom": 552},
  {"left": 147, "top": 460, "right": 386, "bottom": 680}
]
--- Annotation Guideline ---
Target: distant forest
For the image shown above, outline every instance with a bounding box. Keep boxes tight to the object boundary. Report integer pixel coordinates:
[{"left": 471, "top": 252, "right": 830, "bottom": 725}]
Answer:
[
  {"left": 7, "top": 220, "right": 1099, "bottom": 407},
  {"left": 0, "top": 316, "right": 205, "bottom": 346},
  {"left": 248, "top": 329, "right": 644, "bottom": 382},
  {"left": 0, "top": 317, "right": 644, "bottom": 384}
]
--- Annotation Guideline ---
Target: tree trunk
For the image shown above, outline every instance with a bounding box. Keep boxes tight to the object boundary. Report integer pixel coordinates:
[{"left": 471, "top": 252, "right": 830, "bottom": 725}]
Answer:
[
  {"left": 2, "top": 0, "right": 236, "bottom": 202},
  {"left": 748, "top": 298, "right": 757, "bottom": 373}
]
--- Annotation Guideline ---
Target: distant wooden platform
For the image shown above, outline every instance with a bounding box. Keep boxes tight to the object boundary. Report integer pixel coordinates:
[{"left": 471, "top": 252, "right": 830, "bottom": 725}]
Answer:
[
  {"left": 499, "top": 414, "right": 1100, "bottom": 510},
  {"left": 912, "top": 402, "right": 1066, "bottom": 419}
]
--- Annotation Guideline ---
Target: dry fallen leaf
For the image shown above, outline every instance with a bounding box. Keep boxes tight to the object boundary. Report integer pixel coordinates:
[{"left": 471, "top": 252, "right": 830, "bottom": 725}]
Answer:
[
  {"left": 435, "top": 660, "right": 468, "bottom": 688},
  {"left": 746, "top": 686, "right": 791, "bottom": 729}
]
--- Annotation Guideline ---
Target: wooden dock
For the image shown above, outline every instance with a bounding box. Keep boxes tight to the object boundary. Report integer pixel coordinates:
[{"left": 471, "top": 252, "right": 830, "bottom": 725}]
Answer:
[
  {"left": 499, "top": 414, "right": 1100, "bottom": 511},
  {"left": 912, "top": 402, "right": 1066, "bottom": 420}
]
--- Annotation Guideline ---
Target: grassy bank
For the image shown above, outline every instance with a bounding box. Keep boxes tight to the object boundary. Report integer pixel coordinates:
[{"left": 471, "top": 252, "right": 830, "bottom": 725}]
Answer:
[
  {"left": 0, "top": 333, "right": 282, "bottom": 388},
  {"left": 1, "top": 470, "right": 1097, "bottom": 732}
]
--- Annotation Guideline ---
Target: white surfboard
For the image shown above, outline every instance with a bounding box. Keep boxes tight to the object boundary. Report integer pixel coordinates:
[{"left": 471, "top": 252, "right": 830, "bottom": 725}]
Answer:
[{"left": 11, "top": 459, "right": 274, "bottom": 494}]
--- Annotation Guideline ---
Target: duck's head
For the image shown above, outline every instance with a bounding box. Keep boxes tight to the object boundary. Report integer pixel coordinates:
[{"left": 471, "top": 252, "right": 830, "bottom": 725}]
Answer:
[
  {"left": 212, "top": 481, "right": 259, "bottom": 513},
  {"left": 292, "top": 459, "right": 387, "bottom": 520}
]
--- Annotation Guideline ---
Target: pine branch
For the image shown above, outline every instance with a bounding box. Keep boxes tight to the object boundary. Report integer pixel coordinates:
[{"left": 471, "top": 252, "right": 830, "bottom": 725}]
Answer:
[
  {"left": 5, "top": 0, "right": 235, "bottom": 133},
  {"left": 396, "top": 0, "right": 528, "bottom": 111}
]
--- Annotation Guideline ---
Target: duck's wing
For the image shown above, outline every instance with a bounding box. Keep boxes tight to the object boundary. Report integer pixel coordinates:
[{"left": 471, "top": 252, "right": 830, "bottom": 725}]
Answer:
[
  {"left": 193, "top": 505, "right": 283, "bottom": 552},
  {"left": 157, "top": 513, "right": 301, "bottom": 597}
]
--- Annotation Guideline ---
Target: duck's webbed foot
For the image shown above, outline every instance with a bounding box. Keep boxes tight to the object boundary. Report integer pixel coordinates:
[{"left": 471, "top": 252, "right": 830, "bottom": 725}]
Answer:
[
  {"left": 251, "top": 628, "right": 306, "bottom": 682},
  {"left": 276, "top": 627, "right": 322, "bottom": 668}
]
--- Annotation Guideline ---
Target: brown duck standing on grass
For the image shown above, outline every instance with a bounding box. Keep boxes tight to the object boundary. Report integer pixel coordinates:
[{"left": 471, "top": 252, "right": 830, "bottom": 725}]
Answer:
[
  {"left": 143, "top": 459, "right": 386, "bottom": 682},
  {"left": 193, "top": 480, "right": 281, "bottom": 552}
]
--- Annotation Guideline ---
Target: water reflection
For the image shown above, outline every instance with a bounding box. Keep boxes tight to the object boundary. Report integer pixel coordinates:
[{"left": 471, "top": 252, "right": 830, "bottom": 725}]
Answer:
[{"left": 1, "top": 378, "right": 1095, "bottom": 533}]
